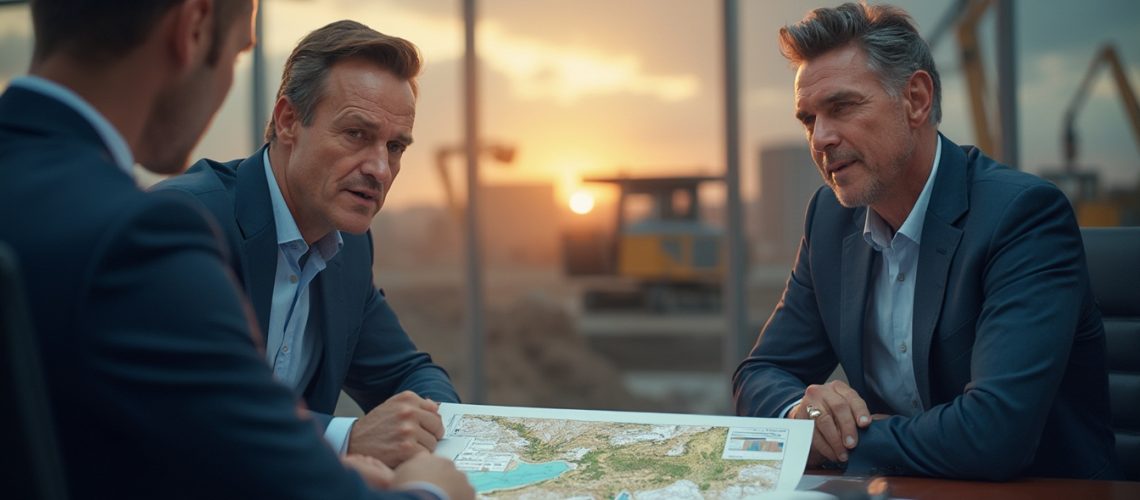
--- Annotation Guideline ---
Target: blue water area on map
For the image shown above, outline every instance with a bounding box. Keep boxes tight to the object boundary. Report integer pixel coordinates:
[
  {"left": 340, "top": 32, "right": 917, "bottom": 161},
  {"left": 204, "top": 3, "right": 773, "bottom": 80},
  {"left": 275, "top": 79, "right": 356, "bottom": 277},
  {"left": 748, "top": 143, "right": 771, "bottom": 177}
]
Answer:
[
  {"left": 614, "top": 491, "right": 631, "bottom": 500},
  {"left": 468, "top": 460, "right": 572, "bottom": 493}
]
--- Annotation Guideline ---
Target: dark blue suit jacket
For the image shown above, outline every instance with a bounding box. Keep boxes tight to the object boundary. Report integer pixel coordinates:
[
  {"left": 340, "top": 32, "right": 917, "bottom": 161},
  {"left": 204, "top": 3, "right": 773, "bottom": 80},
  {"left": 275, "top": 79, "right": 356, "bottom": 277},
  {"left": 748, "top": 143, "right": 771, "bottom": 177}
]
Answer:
[
  {"left": 733, "top": 135, "right": 1119, "bottom": 480},
  {"left": 0, "top": 86, "right": 416, "bottom": 498},
  {"left": 153, "top": 149, "right": 458, "bottom": 428}
]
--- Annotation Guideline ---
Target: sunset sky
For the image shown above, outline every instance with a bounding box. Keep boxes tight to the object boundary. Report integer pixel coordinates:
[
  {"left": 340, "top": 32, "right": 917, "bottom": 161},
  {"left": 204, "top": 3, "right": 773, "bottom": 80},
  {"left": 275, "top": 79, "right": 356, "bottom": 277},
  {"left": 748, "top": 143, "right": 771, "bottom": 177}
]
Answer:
[{"left": 2, "top": 0, "right": 1138, "bottom": 213}]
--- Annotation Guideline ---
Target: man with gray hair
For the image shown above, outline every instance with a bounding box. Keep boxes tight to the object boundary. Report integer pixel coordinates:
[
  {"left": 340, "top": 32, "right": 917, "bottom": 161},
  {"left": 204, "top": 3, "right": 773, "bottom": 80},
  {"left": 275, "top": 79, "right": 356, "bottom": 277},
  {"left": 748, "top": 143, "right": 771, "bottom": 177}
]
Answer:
[{"left": 733, "top": 2, "right": 1119, "bottom": 480}]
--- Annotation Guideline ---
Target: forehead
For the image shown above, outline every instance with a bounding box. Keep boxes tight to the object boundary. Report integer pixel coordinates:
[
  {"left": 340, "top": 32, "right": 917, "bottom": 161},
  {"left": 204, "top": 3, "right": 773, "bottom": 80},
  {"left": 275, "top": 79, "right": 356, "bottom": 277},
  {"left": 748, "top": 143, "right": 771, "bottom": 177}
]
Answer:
[
  {"left": 793, "top": 45, "right": 879, "bottom": 108},
  {"left": 319, "top": 59, "right": 417, "bottom": 118}
]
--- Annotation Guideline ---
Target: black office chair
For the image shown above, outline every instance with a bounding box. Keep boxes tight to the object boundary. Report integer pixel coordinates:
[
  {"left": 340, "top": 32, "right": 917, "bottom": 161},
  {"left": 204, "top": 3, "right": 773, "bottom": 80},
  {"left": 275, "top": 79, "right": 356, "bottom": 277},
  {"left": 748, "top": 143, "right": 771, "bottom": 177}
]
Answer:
[
  {"left": 0, "top": 242, "right": 68, "bottom": 499},
  {"left": 1082, "top": 227, "right": 1140, "bottom": 481}
]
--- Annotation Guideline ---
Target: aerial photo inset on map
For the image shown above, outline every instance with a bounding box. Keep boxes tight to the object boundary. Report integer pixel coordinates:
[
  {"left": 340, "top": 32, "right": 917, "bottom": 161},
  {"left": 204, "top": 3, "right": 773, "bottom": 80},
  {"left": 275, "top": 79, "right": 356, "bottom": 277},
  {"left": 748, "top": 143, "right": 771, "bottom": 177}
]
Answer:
[{"left": 443, "top": 410, "right": 793, "bottom": 499}]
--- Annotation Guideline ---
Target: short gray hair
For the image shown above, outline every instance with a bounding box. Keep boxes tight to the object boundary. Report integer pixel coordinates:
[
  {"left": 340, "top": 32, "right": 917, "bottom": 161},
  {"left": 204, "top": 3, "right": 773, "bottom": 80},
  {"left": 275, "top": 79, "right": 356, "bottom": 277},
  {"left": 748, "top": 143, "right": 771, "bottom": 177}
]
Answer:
[{"left": 778, "top": 2, "right": 942, "bottom": 124}]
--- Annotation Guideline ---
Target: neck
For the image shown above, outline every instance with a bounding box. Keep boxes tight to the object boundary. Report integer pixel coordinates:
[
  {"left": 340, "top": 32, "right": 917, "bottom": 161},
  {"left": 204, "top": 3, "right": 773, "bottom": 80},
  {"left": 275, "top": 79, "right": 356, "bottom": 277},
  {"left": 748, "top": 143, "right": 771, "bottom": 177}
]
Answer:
[
  {"left": 29, "top": 56, "right": 164, "bottom": 162},
  {"left": 266, "top": 142, "right": 326, "bottom": 245},
  {"left": 871, "top": 128, "right": 939, "bottom": 231}
]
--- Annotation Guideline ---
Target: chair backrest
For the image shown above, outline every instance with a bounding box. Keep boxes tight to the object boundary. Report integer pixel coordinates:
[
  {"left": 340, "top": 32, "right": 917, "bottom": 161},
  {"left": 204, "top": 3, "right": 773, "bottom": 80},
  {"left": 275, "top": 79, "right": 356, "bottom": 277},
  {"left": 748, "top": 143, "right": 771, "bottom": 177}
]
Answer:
[
  {"left": 1081, "top": 227, "right": 1140, "bottom": 481},
  {"left": 0, "top": 242, "right": 68, "bottom": 499}
]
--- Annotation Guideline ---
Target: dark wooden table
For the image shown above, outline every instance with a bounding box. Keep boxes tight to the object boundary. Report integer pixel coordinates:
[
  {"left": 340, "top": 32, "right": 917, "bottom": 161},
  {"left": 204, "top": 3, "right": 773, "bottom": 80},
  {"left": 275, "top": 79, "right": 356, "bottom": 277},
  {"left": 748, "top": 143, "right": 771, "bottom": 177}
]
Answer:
[{"left": 809, "top": 474, "right": 1140, "bottom": 499}]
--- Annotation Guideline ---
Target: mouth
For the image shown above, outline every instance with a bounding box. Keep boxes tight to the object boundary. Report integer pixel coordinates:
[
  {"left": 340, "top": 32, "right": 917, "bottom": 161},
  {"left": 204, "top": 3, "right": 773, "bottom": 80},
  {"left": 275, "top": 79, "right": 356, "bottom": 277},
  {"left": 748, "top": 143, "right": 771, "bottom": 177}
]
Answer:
[
  {"left": 824, "top": 159, "right": 858, "bottom": 181},
  {"left": 346, "top": 188, "right": 380, "bottom": 203}
]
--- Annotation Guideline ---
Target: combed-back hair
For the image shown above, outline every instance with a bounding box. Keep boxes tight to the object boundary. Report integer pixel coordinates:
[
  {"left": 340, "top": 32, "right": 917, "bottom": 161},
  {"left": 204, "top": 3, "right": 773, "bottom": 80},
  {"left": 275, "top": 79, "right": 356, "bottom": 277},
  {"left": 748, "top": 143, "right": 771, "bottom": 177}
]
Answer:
[
  {"left": 265, "top": 20, "right": 422, "bottom": 143},
  {"left": 778, "top": 2, "right": 942, "bottom": 124}
]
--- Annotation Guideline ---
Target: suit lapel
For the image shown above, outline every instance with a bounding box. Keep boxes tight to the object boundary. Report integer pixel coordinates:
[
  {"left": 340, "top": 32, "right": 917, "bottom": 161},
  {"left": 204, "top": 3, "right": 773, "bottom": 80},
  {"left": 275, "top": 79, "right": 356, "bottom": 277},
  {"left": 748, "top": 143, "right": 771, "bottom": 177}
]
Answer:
[
  {"left": 840, "top": 208, "right": 874, "bottom": 397},
  {"left": 912, "top": 134, "right": 968, "bottom": 408},
  {"left": 234, "top": 146, "right": 278, "bottom": 333}
]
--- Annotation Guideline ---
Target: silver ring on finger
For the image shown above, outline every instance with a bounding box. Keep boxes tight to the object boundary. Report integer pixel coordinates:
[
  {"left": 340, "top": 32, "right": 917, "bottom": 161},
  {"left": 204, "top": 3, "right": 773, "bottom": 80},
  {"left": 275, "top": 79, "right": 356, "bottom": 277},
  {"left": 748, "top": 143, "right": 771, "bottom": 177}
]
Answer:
[{"left": 805, "top": 404, "right": 823, "bottom": 420}]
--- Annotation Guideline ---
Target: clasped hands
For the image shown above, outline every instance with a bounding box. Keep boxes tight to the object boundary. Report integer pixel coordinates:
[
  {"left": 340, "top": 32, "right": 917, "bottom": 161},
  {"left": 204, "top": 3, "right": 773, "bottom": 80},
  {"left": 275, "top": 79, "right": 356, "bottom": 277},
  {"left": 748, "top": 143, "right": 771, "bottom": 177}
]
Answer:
[
  {"left": 789, "top": 380, "right": 887, "bottom": 466},
  {"left": 339, "top": 390, "right": 475, "bottom": 499}
]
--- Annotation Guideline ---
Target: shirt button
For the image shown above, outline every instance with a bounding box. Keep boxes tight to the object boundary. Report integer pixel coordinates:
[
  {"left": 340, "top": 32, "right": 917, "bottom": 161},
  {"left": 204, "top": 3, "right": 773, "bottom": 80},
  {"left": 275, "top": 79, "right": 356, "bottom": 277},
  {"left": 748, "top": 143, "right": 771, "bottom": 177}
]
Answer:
[
  {"left": 289, "top": 275, "right": 298, "bottom": 284},
  {"left": 897, "top": 272, "right": 906, "bottom": 282},
  {"left": 899, "top": 342, "right": 908, "bottom": 353},
  {"left": 912, "top": 399, "right": 920, "bottom": 408},
  {"left": 281, "top": 344, "right": 289, "bottom": 353}
]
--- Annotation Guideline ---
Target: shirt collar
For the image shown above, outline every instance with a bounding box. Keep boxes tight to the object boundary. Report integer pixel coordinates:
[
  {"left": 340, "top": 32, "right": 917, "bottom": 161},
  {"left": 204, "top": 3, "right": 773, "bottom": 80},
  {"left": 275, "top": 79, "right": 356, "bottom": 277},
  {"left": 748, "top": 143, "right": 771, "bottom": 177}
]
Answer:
[
  {"left": 9, "top": 75, "right": 135, "bottom": 176},
  {"left": 863, "top": 136, "right": 942, "bottom": 250},
  {"left": 262, "top": 149, "right": 343, "bottom": 260}
]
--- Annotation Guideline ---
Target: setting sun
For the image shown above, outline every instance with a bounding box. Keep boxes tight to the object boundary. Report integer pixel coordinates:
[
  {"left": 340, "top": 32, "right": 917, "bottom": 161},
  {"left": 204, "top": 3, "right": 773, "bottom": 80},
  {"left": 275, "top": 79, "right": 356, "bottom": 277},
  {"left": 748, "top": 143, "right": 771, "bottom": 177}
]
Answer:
[{"left": 569, "top": 190, "right": 595, "bottom": 215}]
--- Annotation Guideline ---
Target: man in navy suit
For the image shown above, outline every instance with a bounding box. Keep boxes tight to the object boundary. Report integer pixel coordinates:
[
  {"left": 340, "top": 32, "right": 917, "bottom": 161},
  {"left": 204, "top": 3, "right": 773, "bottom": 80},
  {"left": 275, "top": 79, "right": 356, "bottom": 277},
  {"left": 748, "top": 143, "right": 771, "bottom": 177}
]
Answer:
[
  {"left": 732, "top": 3, "right": 1119, "bottom": 480},
  {"left": 0, "top": 1, "right": 471, "bottom": 498},
  {"left": 155, "top": 20, "right": 459, "bottom": 468}
]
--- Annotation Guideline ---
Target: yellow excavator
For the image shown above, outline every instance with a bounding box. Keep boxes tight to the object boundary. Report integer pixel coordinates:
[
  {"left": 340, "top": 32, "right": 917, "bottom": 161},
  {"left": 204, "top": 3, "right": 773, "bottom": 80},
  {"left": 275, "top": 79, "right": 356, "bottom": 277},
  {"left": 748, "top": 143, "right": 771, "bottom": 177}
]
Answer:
[
  {"left": 562, "top": 175, "right": 724, "bottom": 312},
  {"left": 1051, "top": 43, "right": 1140, "bottom": 226},
  {"left": 932, "top": 1, "right": 1140, "bottom": 226}
]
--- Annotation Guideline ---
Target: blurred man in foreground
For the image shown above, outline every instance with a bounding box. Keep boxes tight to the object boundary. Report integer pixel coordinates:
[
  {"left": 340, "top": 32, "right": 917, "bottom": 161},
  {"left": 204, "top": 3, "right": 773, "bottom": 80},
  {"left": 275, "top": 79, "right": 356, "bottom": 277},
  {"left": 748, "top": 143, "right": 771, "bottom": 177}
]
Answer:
[
  {"left": 733, "top": 2, "right": 1118, "bottom": 480},
  {"left": 0, "top": 0, "right": 472, "bottom": 497}
]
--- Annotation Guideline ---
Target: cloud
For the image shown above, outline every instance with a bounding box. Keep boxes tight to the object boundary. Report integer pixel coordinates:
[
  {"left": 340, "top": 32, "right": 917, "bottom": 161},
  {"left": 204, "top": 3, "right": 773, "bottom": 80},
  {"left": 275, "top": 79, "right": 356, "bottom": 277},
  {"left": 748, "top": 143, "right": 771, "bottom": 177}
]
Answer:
[{"left": 477, "top": 22, "right": 699, "bottom": 105}]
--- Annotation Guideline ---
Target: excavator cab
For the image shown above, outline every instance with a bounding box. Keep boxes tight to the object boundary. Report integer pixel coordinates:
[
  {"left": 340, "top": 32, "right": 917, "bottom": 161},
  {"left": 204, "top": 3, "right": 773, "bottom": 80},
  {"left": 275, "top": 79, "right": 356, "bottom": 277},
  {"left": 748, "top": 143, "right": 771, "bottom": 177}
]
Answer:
[{"left": 563, "top": 175, "right": 725, "bottom": 312}]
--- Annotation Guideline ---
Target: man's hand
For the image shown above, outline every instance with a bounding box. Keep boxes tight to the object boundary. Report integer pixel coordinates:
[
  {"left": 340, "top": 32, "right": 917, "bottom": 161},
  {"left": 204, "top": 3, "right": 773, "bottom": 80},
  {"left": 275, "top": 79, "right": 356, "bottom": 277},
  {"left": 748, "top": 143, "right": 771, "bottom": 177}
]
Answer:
[
  {"left": 790, "top": 380, "right": 871, "bottom": 464},
  {"left": 393, "top": 452, "right": 475, "bottom": 500},
  {"left": 348, "top": 391, "right": 445, "bottom": 467},
  {"left": 341, "top": 454, "right": 394, "bottom": 489}
]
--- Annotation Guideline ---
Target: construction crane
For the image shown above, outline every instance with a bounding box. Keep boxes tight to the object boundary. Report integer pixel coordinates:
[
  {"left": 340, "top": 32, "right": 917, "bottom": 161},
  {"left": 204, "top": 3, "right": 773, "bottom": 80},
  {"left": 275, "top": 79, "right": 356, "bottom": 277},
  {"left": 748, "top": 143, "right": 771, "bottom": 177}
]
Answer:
[
  {"left": 929, "top": 0, "right": 1000, "bottom": 157},
  {"left": 1062, "top": 43, "right": 1140, "bottom": 172}
]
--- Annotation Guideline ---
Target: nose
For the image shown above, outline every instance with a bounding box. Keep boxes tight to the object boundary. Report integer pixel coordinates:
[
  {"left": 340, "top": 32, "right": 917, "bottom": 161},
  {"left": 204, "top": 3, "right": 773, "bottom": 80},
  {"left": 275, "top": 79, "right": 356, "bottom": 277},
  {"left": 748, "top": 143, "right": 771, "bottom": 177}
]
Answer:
[
  {"left": 359, "top": 147, "right": 393, "bottom": 184},
  {"left": 810, "top": 116, "right": 840, "bottom": 155}
]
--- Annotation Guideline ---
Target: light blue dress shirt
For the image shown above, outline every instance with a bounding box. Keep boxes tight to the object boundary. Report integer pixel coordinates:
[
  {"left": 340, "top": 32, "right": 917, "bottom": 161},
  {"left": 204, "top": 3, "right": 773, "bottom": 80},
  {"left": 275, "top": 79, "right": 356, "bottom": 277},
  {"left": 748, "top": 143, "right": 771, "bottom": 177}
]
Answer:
[
  {"left": 780, "top": 138, "right": 942, "bottom": 419},
  {"left": 9, "top": 76, "right": 134, "bottom": 175},
  {"left": 262, "top": 151, "right": 358, "bottom": 453},
  {"left": 861, "top": 138, "right": 942, "bottom": 416}
]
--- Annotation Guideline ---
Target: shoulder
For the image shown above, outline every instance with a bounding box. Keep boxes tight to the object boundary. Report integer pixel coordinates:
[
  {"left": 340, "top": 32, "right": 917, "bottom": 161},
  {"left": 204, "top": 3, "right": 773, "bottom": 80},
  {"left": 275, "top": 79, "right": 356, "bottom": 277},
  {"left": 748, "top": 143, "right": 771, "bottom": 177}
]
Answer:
[
  {"left": 959, "top": 145, "right": 1068, "bottom": 216},
  {"left": 153, "top": 156, "right": 242, "bottom": 199}
]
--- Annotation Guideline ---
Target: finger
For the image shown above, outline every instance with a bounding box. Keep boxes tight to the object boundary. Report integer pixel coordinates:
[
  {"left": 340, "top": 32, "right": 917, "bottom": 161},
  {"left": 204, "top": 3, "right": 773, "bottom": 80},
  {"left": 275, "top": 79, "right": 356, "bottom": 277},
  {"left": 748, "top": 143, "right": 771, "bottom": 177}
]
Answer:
[
  {"left": 409, "top": 422, "right": 440, "bottom": 451},
  {"left": 391, "top": 390, "right": 423, "bottom": 404},
  {"left": 416, "top": 408, "right": 446, "bottom": 439},
  {"left": 812, "top": 410, "right": 848, "bottom": 462},
  {"left": 343, "top": 454, "right": 395, "bottom": 489},
  {"left": 420, "top": 397, "right": 441, "bottom": 413},
  {"left": 802, "top": 385, "right": 849, "bottom": 460},
  {"left": 832, "top": 381, "right": 872, "bottom": 429},
  {"left": 821, "top": 384, "right": 858, "bottom": 450},
  {"left": 811, "top": 423, "right": 839, "bottom": 463}
]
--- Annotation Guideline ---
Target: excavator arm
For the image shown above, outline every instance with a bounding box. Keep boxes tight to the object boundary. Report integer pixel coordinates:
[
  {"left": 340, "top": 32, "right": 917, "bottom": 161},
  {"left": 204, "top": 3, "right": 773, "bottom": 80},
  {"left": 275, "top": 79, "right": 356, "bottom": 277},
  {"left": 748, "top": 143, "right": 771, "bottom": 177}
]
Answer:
[{"left": 1062, "top": 43, "right": 1140, "bottom": 171}]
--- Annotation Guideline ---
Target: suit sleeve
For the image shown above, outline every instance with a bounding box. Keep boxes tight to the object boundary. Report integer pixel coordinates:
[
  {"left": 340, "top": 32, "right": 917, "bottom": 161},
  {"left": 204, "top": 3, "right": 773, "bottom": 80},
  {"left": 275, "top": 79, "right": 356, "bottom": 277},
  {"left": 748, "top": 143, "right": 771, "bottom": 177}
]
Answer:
[
  {"left": 342, "top": 235, "right": 459, "bottom": 411},
  {"left": 83, "top": 194, "right": 411, "bottom": 499},
  {"left": 733, "top": 188, "right": 840, "bottom": 418},
  {"left": 846, "top": 183, "right": 1086, "bottom": 480}
]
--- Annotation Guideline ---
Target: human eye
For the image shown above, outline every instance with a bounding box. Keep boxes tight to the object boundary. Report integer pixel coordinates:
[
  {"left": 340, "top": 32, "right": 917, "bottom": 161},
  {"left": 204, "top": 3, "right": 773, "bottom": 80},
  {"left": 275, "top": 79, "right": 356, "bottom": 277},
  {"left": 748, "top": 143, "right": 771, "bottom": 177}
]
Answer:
[
  {"left": 799, "top": 114, "right": 815, "bottom": 131},
  {"left": 387, "top": 142, "right": 407, "bottom": 155}
]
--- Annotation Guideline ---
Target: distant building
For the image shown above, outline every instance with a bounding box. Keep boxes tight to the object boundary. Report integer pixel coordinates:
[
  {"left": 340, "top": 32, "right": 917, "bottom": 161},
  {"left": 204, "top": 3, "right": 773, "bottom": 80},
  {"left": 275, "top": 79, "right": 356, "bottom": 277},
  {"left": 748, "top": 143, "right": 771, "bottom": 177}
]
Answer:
[{"left": 756, "top": 143, "right": 822, "bottom": 264}]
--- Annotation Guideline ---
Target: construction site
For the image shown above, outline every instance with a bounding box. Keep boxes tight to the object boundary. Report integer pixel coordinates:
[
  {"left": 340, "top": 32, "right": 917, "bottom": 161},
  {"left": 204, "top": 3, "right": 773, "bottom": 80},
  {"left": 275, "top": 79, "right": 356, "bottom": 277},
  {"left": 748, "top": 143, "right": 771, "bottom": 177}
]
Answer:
[{"left": 343, "top": 0, "right": 1140, "bottom": 418}]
